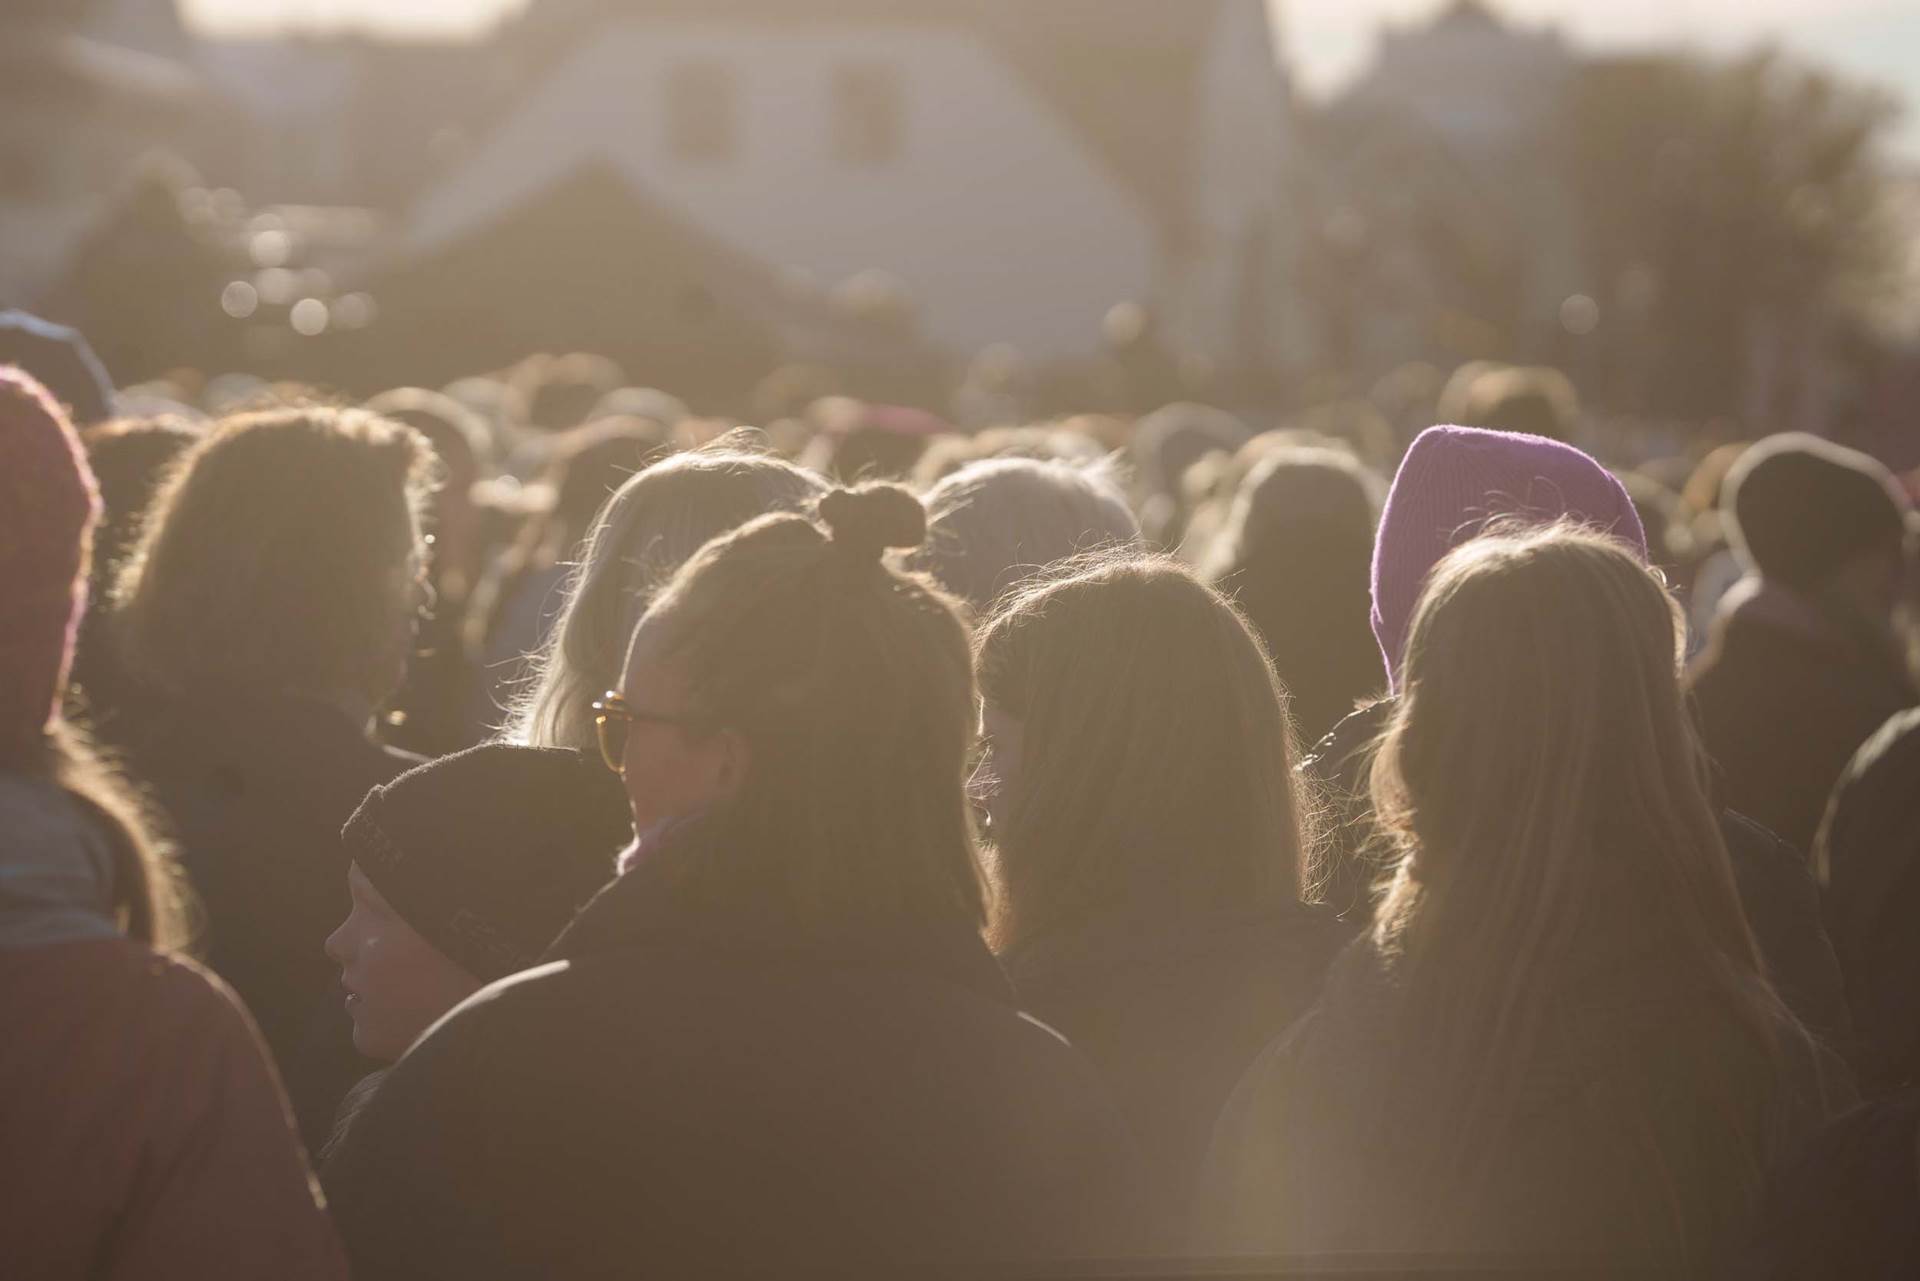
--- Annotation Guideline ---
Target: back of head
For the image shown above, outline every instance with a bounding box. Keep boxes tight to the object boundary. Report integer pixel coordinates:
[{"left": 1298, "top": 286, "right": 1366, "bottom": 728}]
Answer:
[
  {"left": 511, "top": 352, "right": 624, "bottom": 433},
  {"left": 364, "top": 386, "right": 493, "bottom": 485},
  {"left": 80, "top": 416, "right": 203, "bottom": 584},
  {"left": 975, "top": 556, "right": 1305, "bottom": 946},
  {"left": 113, "top": 407, "right": 437, "bottom": 707},
  {"left": 1131, "top": 402, "right": 1252, "bottom": 502},
  {"left": 1460, "top": 366, "right": 1580, "bottom": 443},
  {"left": 515, "top": 441, "right": 828, "bottom": 750},
  {"left": 635, "top": 484, "right": 983, "bottom": 936},
  {"left": 1207, "top": 447, "right": 1386, "bottom": 740},
  {"left": 1723, "top": 433, "right": 1909, "bottom": 594},
  {"left": 915, "top": 457, "right": 1141, "bottom": 613},
  {"left": 1365, "top": 524, "right": 1802, "bottom": 1243},
  {"left": 1371, "top": 425, "right": 1648, "bottom": 687}
]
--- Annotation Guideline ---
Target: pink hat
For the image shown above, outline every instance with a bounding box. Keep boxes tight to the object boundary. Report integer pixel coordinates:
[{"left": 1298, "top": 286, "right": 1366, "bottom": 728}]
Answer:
[
  {"left": 1371, "top": 425, "right": 1648, "bottom": 690},
  {"left": 0, "top": 368, "right": 101, "bottom": 740}
]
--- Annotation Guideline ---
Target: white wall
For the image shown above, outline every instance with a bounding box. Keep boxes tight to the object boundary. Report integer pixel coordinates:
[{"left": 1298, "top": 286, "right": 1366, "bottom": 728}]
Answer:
[{"left": 409, "top": 19, "right": 1157, "bottom": 358}]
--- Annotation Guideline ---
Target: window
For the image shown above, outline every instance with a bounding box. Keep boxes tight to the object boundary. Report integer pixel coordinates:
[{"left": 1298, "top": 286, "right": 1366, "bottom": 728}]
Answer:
[
  {"left": 666, "top": 62, "right": 738, "bottom": 165},
  {"left": 831, "top": 64, "right": 903, "bottom": 168}
]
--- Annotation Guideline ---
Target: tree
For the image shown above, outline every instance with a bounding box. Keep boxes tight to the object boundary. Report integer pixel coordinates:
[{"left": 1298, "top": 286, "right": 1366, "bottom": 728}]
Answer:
[{"left": 1565, "top": 50, "right": 1903, "bottom": 424}]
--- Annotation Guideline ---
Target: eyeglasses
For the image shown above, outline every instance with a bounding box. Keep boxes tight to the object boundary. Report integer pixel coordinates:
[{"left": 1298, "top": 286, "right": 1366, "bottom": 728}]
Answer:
[{"left": 590, "top": 690, "right": 708, "bottom": 775}]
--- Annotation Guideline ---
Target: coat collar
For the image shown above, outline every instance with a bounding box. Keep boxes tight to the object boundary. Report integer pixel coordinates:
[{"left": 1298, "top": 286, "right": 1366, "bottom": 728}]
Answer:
[{"left": 546, "top": 818, "right": 1016, "bottom": 1009}]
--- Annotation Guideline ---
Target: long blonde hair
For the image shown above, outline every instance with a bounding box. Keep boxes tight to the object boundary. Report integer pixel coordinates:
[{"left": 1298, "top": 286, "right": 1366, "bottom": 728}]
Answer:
[
  {"left": 509, "top": 440, "right": 826, "bottom": 749},
  {"left": 1368, "top": 521, "right": 1812, "bottom": 1240},
  {"left": 975, "top": 554, "right": 1309, "bottom": 949}
]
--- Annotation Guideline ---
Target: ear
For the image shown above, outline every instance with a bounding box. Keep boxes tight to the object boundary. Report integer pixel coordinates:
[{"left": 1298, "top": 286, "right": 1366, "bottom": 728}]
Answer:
[{"left": 714, "top": 728, "right": 752, "bottom": 798}]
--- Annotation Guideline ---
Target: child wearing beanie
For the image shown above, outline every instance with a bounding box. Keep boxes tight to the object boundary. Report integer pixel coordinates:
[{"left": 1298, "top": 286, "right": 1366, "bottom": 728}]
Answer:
[{"left": 327, "top": 743, "right": 632, "bottom": 1063}]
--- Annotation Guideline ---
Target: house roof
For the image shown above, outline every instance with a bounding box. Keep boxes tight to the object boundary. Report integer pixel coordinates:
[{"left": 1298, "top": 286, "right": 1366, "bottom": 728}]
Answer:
[{"left": 501, "top": 0, "right": 1273, "bottom": 242}]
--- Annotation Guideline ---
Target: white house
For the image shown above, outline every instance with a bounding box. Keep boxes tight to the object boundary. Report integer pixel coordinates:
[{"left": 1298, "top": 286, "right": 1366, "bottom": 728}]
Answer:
[{"left": 405, "top": 0, "right": 1293, "bottom": 366}]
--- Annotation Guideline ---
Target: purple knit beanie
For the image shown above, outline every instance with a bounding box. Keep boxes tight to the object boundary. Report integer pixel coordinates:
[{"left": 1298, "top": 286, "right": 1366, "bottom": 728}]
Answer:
[
  {"left": 1372, "top": 425, "right": 1648, "bottom": 689},
  {"left": 0, "top": 368, "right": 102, "bottom": 740}
]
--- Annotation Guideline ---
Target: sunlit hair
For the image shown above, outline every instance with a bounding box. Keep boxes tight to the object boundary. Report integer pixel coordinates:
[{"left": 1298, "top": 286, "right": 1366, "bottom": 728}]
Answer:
[
  {"left": 975, "top": 554, "right": 1309, "bottom": 949},
  {"left": 1202, "top": 445, "right": 1386, "bottom": 743},
  {"left": 112, "top": 407, "right": 437, "bottom": 705},
  {"left": 511, "top": 439, "right": 827, "bottom": 750},
  {"left": 1366, "top": 521, "right": 1810, "bottom": 1238},
  {"left": 636, "top": 484, "right": 984, "bottom": 935},
  {"left": 912, "top": 456, "right": 1141, "bottom": 614},
  {"left": 2, "top": 721, "right": 192, "bottom": 951}
]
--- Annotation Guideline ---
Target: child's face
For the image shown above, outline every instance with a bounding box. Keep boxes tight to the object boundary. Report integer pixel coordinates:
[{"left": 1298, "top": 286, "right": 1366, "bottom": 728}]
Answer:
[{"left": 325, "top": 863, "right": 482, "bottom": 1062}]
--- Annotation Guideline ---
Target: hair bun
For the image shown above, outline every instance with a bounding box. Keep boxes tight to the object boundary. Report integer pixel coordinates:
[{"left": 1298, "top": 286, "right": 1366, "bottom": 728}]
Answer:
[{"left": 819, "top": 484, "right": 927, "bottom": 562}]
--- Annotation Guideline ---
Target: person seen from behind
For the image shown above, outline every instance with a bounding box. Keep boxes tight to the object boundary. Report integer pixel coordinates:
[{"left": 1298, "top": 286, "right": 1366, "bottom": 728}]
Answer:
[
  {"left": 1687, "top": 433, "right": 1917, "bottom": 858},
  {"left": 1303, "top": 425, "right": 1850, "bottom": 1043},
  {"left": 0, "top": 369, "right": 344, "bottom": 1280},
  {"left": 975, "top": 554, "right": 1347, "bottom": 1242},
  {"left": 1200, "top": 523, "right": 1852, "bottom": 1271}
]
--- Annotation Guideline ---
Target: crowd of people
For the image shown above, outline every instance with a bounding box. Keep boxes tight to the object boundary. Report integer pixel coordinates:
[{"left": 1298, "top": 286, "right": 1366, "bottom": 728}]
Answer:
[{"left": 2, "top": 304, "right": 1917, "bottom": 1278}]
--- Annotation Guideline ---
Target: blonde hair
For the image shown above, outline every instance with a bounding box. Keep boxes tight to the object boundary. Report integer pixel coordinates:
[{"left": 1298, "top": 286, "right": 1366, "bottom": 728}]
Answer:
[
  {"left": 637, "top": 484, "right": 985, "bottom": 936},
  {"left": 1367, "top": 521, "right": 1812, "bottom": 1241},
  {"left": 112, "top": 408, "right": 437, "bottom": 704},
  {"left": 975, "top": 554, "right": 1309, "bottom": 949},
  {"left": 913, "top": 457, "right": 1140, "bottom": 613},
  {"left": 510, "top": 440, "right": 826, "bottom": 749}
]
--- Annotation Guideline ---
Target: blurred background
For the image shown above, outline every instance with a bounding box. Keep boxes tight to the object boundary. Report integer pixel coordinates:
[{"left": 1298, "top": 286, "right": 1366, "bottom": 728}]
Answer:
[{"left": 5, "top": 0, "right": 1918, "bottom": 466}]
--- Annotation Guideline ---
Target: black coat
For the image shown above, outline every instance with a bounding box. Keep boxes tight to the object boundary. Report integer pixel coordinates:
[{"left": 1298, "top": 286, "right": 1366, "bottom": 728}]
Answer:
[
  {"left": 1818, "top": 708, "right": 1920, "bottom": 1094},
  {"left": 1302, "top": 699, "right": 1853, "bottom": 1046},
  {"left": 1002, "top": 904, "right": 1347, "bottom": 1241},
  {"left": 1688, "top": 602, "right": 1915, "bottom": 860},
  {"left": 1748, "top": 1091, "right": 1920, "bottom": 1280},
  {"left": 113, "top": 691, "right": 419, "bottom": 1146},
  {"left": 321, "top": 844, "right": 1147, "bottom": 1279},
  {"left": 1200, "top": 940, "right": 1851, "bottom": 1270}
]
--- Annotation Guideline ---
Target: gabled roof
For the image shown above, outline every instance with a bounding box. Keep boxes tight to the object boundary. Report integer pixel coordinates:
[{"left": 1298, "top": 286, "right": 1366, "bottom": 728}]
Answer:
[{"left": 501, "top": 0, "right": 1275, "bottom": 241}]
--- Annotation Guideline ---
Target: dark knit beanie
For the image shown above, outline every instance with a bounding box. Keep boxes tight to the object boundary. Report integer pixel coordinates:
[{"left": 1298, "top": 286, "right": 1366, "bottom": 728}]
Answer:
[
  {"left": 1724, "top": 434, "right": 1910, "bottom": 593},
  {"left": 0, "top": 311, "right": 114, "bottom": 428},
  {"left": 342, "top": 745, "right": 633, "bottom": 982}
]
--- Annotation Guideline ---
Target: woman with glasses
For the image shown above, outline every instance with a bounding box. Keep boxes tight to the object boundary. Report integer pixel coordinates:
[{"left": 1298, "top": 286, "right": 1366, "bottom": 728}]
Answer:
[
  {"left": 105, "top": 405, "right": 439, "bottom": 1145},
  {"left": 323, "top": 483, "right": 1144, "bottom": 1280}
]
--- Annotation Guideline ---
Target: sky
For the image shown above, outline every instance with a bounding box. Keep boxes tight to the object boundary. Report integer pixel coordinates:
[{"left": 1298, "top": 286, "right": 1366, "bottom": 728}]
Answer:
[{"left": 180, "top": 0, "right": 1920, "bottom": 154}]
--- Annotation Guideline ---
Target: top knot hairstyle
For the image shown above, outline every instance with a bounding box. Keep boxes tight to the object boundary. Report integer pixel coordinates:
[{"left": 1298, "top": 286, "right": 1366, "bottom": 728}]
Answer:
[
  {"left": 630, "top": 482, "right": 985, "bottom": 936},
  {"left": 818, "top": 483, "right": 928, "bottom": 564}
]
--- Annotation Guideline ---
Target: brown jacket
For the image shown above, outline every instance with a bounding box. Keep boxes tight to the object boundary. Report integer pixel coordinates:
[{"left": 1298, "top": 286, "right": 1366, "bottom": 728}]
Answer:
[{"left": 0, "top": 938, "right": 346, "bottom": 1281}]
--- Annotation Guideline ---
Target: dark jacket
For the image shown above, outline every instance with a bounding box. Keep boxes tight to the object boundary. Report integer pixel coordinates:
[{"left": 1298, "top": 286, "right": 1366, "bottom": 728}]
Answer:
[
  {"left": 1687, "top": 587, "right": 1916, "bottom": 859},
  {"left": 112, "top": 691, "right": 420, "bottom": 1145},
  {"left": 1002, "top": 903, "right": 1347, "bottom": 1240},
  {"left": 322, "top": 838, "right": 1146, "bottom": 1279},
  {"left": 0, "top": 939, "right": 348, "bottom": 1281},
  {"left": 1817, "top": 708, "right": 1920, "bottom": 1093},
  {"left": 1199, "top": 940, "right": 1851, "bottom": 1271},
  {"left": 0, "top": 773, "right": 343, "bottom": 1280},
  {"left": 1749, "top": 1091, "right": 1920, "bottom": 1280},
  {"left": 1303, "top": 699, "right": 1853, "bottom": 1046}
]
